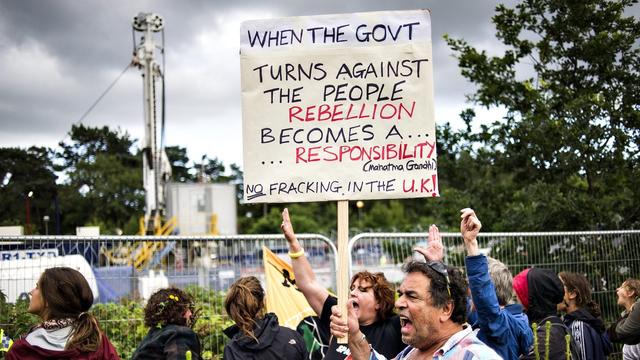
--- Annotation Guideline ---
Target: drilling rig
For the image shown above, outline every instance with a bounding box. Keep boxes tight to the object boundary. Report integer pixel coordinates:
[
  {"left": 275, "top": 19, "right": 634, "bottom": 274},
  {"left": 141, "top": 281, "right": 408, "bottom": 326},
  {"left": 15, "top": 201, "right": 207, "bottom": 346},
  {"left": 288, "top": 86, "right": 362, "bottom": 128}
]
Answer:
[{"left": 131, "top": 13, "right": 172, "bottom": 235}]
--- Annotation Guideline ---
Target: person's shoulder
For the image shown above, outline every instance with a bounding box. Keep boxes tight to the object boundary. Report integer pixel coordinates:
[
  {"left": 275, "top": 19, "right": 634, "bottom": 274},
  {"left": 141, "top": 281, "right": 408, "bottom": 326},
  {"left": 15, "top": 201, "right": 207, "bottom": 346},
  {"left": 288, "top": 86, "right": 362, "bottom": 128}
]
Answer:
[
  {"left": 165, "top": 324, "right": 196, "bottom": 333},
  {"left": 278, "top": 324, "right": 303, "bottom": 337},
  {"left": 153, "top": 324, "right": 199, "bottom": 342},
  {"left": 461, "top": 341, "right": 502, "bottom": 360}
]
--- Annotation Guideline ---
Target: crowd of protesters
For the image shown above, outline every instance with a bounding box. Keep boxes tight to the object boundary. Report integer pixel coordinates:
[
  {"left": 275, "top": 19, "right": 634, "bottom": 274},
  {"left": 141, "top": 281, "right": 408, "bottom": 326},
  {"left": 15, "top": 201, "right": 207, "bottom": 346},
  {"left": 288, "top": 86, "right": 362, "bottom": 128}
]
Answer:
[{"left": 3, "top": 208, "right": 639, "bottom": 359}]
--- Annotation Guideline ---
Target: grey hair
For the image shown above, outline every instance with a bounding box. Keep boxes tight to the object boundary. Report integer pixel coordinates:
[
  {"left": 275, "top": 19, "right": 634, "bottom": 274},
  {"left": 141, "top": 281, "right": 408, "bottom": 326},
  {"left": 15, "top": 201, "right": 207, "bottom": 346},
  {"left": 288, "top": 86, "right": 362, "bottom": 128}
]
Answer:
[{"left": 487, "top": 256, "right": 514, "bottom": 306}]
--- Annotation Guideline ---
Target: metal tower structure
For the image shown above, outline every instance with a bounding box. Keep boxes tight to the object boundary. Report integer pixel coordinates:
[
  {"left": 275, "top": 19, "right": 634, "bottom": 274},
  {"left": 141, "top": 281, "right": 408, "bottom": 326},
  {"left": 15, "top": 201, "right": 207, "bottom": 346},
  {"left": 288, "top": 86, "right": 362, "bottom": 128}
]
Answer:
[{"left": 132, "top": 13, "right": 171, "bottom": 234}]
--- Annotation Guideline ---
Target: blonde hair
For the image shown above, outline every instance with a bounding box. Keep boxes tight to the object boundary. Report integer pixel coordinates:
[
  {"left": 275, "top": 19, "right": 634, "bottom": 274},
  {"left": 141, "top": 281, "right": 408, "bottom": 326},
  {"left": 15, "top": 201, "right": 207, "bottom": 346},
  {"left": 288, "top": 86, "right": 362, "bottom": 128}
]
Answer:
[
  {"left": 224, "top": 276, "right": 266, "bottom": 343},
  {"left": 623, "top": 278, "right": 640, "bottom": 300}
]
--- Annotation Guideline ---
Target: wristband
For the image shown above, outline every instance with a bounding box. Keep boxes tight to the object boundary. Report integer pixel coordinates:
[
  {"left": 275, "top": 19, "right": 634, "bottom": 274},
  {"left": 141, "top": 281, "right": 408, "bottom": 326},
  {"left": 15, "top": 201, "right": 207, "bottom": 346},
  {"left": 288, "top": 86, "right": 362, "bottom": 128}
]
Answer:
[{"left": 288, "top": 249, "right": 305, "bottom": 259}]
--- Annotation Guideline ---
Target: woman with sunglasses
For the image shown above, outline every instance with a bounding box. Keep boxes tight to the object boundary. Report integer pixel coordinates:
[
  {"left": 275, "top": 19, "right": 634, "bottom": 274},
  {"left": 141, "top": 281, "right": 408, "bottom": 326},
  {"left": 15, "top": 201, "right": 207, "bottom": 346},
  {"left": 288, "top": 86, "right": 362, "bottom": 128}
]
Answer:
[
  {"left": 6, "top": 267, "right": 120, "bottom": 360},
  {"left": 131, "top": 287, "right": 201, "bottom": 360}
]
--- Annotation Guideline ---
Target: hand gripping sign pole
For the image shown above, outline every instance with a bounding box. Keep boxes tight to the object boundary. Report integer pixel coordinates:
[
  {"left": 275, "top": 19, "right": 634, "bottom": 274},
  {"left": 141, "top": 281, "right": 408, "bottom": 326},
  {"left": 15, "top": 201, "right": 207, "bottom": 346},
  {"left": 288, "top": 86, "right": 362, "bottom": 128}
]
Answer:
[{"left": 240, "top": 9, "right": 437, "bottom": 346}]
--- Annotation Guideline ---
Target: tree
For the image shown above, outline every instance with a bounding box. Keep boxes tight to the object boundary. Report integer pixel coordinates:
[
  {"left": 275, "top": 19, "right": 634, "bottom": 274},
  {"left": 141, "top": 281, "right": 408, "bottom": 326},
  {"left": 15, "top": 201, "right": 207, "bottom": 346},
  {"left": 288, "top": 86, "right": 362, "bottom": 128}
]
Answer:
[
  {"left": 446, "top": 0, "right": 640, "bottom": 230},
  {"left": 0, "top": 147, "right": 57, "bottom": 234},
  {"left": 55, "top": 124, "right": 143, "bottom": 234},
  {"left": 165, "top": 145, "right": 195, "bottom": 182}
]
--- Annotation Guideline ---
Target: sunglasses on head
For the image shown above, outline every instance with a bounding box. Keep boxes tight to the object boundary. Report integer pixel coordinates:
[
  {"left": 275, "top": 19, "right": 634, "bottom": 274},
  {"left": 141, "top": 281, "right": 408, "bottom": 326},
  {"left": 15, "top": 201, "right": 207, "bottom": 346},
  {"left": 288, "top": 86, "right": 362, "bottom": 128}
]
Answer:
[{"left": 419, "top": 260, "right": 452, "bottom": 298}]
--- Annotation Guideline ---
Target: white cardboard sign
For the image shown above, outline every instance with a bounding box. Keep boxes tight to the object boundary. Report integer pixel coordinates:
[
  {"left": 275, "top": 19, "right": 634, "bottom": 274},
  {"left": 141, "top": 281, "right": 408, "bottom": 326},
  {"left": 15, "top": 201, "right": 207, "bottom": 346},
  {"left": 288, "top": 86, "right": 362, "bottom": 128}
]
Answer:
[{"left": 241, "top": 10, "right": 437, "bottom": 203}]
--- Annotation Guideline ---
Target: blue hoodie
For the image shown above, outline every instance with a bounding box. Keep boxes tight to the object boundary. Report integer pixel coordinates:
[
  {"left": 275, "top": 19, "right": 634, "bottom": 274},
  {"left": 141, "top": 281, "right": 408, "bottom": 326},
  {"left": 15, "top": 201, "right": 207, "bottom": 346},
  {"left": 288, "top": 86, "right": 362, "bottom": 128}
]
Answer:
[{"left": 466, "top": 255, "right": 533, "bottom": 360}]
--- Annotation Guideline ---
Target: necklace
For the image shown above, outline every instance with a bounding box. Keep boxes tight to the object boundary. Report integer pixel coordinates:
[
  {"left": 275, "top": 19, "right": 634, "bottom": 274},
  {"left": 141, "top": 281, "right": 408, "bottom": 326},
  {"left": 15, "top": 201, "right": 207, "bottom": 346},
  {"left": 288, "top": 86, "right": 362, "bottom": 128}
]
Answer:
[{"left": 39, "top": 318, "right": 75, "bottom": 330}]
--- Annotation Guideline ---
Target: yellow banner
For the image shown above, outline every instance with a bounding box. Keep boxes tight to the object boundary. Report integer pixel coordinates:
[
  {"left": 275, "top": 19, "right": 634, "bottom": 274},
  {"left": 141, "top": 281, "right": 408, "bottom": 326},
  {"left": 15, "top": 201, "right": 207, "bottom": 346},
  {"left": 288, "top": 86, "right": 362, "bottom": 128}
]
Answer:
[{"left": 263, "top": 246, "right": 316, "bottom": 329}]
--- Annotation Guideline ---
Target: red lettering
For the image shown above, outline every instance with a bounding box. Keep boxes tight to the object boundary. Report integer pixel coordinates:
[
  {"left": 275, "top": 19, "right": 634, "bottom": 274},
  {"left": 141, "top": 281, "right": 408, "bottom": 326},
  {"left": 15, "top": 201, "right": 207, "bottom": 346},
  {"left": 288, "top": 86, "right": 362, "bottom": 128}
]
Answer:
[
  {"left": 307, "top": 146, "right": 321, "bottom": 162},
  {"left": 420, "top": 178, "right": 431, "bottom": 192},
  {"left": 402, "top": 179, "right": 415, "bottom": 192},
  {"left": 323, "top": 146, "right": 339, "bottom": 161},
  {"left": 305, "top": 106, "right": 316, "bottom": 122},
  {"left": 289, "top": 106, "right": 303, "bottom": 122},
  {"left": 331, "top": 104, "right": 344, "bottom": 121},
  {"left": 339, "top": 145, "right": 351, "bottom": 161},
  {"left": 295, "top": 147, "right": 307, "bottom": 163},
  {"left": 318, "top": 104, "right": 332, "bottom": 121}
]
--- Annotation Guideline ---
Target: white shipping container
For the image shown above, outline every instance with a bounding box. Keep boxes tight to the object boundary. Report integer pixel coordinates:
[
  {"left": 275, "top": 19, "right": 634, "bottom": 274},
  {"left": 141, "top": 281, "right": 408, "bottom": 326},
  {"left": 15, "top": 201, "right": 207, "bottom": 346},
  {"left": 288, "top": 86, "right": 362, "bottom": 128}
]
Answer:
[{"left": 165, "top": 182, "right": 237, "bottom": 235}]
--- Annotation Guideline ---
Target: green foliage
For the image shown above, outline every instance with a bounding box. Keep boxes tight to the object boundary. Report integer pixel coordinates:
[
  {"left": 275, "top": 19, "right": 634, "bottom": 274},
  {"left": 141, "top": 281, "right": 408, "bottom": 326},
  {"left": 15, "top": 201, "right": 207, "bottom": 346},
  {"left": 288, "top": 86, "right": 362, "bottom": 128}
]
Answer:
[
  {"left": 0, "top": 297, "right": 39, "bottom": 344},
  {"left": 0, "top": 286, "right": 232, "bottom": 359},
  {"left": 445, "top": 0, "right": 640, "bottom": 231},
  {"left": 55, "top": 124, "right": 144, "bottom": 234},
  {"left": 242, "top": 203, "right": 336, "bottom": 235},
  {"left": 0, "top": 147, "right": 57, "bottom": 234},
  {"left": 165, "top": 146, "right": 196, "bottom": 182},
  {"left": 2, "top": 0, "right": 639, "bottom": 236},
  {"left": 91, "top": 300, "right": 146, "bottom": 359}
]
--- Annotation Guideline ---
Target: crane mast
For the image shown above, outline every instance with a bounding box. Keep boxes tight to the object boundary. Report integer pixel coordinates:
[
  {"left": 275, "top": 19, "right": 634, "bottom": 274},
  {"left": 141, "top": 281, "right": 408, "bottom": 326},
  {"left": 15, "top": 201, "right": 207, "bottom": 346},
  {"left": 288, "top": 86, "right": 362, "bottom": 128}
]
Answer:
[{"left": 132, "top": 13, "right": 170, "bottom": 234}]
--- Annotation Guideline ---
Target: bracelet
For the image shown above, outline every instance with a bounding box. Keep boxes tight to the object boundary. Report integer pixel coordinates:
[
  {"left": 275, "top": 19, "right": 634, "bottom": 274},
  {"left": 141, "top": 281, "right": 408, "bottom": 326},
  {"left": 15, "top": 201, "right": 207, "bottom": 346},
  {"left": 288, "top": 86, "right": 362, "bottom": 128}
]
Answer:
[
  {"left": 358, "top": 332, "right": 367, "bottom": 345},
  {"left": 288, "top": 248, "right": 305, "bottom": 259}
]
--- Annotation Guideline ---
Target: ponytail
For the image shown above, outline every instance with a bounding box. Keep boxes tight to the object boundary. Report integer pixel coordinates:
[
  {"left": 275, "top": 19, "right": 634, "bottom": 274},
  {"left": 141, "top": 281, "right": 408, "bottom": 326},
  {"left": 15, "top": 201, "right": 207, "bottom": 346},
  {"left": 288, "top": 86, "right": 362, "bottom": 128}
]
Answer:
[
  {"left": 586, "top": 300, "right": 601, "bottom": 318},
  {"left": 66, "top": 312, "right": 102, "bottom": 351},
  {"left": 37, "top": 268, "right": 103, "bottom": 352},
  {"left": 224, "top": 276, "right": 265, "bottom": 343}
]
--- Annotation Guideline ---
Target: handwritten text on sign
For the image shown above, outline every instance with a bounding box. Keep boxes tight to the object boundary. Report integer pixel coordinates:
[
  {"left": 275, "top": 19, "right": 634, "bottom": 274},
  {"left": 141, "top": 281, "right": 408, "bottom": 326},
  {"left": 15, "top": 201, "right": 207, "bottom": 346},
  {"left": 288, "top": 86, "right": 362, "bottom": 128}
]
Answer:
[{"left": 240, "top": 10, "right": 437, "bottom": 203}]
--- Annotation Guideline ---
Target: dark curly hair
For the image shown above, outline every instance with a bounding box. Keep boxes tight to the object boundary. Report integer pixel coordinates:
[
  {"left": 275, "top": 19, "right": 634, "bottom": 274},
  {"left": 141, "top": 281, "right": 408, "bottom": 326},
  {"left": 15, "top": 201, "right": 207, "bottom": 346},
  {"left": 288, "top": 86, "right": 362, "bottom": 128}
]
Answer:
[
  {"left": 144, "top": 287, "right": 196, "bottom": 328},
  {"left": 402, "top": 261, "right": 467, "bottom": 325},
  {"left": 559, "top": 271, "right": 601, "bottom": 318}
]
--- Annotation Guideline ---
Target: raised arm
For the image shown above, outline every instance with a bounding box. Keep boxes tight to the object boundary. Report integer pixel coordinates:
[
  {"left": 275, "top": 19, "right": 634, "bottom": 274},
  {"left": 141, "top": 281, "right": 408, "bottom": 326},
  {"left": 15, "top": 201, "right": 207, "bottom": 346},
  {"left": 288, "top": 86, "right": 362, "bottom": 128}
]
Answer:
[
  {"left": 281, "top": 208, "right": 329, "bottom": 315},
  {"left": 413, "top": 224, "right": 444, "bottom": 262},
  {"left": 460, "top": 208, "right": 522, "bottom": 346},
  {"left": 460, "top": 208, "right": 481, "bottom": 256}
]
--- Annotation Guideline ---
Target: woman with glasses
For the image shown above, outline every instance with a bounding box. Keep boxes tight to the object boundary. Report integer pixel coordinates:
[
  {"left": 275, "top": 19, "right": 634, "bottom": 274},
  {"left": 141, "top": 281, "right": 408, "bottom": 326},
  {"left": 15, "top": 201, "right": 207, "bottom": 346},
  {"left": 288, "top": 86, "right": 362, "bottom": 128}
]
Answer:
[
  {"left": 131, "top": 287, "right": 201, "bottom": 360},
  {"left": 6, "top": 267, "right": 120, "bottom": 360}
]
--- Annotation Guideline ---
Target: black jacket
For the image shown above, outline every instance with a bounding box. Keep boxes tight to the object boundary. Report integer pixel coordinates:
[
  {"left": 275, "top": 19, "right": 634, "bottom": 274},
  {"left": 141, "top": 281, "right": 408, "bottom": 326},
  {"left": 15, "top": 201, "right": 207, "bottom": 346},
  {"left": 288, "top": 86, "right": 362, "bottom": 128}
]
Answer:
[
  {"left": 131, "top": 324, "right": 201, "bottom": 360},
  {"left": 223, "top": 313, "right": 308, "bottom": 360},
  {"left": 564, "top": 308, "right": 612, "bottom": 360},
  {"left": 521, "top": 269, "right": 578, "bottom": 360}
]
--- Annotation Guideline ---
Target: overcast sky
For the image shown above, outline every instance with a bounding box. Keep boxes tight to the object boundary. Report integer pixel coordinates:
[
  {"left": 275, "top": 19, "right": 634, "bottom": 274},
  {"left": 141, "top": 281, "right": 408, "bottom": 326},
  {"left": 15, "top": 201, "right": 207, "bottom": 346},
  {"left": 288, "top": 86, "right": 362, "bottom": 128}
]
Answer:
[{"left": 0, "top": 0, "right": 523, "bottom": 170}]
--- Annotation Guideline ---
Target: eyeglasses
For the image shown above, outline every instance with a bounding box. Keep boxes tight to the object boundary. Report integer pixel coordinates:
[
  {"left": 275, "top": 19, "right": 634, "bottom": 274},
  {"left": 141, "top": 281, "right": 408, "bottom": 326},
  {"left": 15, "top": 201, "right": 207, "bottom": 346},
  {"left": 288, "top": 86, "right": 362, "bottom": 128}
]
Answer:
[{"left": 423, "top": 261, "right": 452, "bottom": 298}]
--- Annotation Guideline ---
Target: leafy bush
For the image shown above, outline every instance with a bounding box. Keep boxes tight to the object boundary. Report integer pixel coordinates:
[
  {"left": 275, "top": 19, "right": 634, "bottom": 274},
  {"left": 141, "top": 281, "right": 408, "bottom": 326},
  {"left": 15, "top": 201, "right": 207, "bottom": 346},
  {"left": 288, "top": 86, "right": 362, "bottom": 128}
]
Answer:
[{"left": 0, "top": 286, "right": 233, "bottom": 359}]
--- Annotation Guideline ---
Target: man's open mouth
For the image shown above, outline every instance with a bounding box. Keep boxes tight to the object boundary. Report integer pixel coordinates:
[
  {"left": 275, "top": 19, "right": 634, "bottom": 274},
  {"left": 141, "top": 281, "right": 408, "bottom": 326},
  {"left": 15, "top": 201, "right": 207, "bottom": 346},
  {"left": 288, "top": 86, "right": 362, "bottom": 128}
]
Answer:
[{"left": 399, "top": 315, "right": 413, "bottom": 333}]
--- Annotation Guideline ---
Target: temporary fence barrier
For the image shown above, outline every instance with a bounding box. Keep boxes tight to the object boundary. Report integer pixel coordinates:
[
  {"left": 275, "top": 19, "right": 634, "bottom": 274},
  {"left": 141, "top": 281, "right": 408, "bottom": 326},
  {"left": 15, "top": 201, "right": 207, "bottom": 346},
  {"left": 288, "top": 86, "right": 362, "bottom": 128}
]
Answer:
[
  {"left": 1, "top": 230, "right": 639, "bottom": 359},
  {"left": 349, "top": 230, "right": 640, "bottom": 360},
  {"left": 0, "top": 234, "right": 335, "bottom": 359}
]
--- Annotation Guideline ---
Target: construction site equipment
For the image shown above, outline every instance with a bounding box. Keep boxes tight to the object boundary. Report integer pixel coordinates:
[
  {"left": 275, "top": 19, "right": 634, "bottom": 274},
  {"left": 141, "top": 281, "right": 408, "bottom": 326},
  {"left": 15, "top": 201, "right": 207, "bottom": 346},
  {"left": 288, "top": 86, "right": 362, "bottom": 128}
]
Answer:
[{"left": 131, "top": 13, "right": 172, "bottom": 235}]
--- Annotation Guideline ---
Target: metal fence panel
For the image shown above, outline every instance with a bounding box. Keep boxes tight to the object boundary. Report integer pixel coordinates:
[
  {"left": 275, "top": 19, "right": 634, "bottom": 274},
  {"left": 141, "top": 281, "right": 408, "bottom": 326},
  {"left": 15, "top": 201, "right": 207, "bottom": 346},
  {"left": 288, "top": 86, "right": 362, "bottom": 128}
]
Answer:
[
  {"left": 349, "top": 231, "right": 640, "bottom": 360},
  {"left": 0, "top": 234, "right": 335, "bottom": 359},
  {"left": 2, "top": 231, "right": 639, "bottom": 358}
]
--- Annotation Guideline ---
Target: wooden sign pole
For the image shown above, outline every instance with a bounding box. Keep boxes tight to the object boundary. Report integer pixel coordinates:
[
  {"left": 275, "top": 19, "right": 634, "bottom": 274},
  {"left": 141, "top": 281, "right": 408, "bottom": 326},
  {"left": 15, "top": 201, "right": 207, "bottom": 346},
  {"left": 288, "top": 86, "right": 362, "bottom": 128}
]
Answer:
[{"left": 336, "top": 200, "right": 349, "bottom": 344}]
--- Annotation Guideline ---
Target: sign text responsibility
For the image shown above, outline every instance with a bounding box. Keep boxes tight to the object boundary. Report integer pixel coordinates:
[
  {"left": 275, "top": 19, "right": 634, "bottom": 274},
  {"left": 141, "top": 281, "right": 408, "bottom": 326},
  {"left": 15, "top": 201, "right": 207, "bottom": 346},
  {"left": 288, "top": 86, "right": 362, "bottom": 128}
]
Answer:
[{"left": 240, "top": 10, "right": 437, "bottom": 203}]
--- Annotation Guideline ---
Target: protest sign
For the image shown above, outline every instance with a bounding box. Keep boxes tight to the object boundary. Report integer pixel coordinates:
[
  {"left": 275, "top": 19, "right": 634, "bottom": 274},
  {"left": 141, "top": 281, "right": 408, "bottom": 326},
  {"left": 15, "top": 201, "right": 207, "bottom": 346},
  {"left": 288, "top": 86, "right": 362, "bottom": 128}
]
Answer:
[{"left": 241, "top": 10, "right": 437, "bottom": 203}]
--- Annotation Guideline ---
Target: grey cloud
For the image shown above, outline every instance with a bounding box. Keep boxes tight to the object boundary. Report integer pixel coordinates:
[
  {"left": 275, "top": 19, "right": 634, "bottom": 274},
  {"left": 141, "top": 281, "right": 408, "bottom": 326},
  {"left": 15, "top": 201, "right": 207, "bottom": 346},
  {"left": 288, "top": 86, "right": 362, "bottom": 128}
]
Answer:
[{"left": 0, "top": 0, "right": 524, "bottom": 166}]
